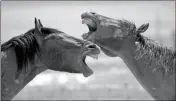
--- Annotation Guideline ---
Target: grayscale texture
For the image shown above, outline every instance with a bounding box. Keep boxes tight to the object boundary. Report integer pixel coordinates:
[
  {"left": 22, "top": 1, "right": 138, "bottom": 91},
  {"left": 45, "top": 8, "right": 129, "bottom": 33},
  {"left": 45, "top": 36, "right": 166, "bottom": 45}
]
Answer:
[{"left": 1, "top": 1, "right": 175, "bottom": 100}]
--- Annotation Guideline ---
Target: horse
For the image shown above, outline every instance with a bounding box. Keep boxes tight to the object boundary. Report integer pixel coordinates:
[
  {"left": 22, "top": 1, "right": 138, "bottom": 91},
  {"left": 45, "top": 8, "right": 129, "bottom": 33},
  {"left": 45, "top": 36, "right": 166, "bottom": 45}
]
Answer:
[
  {"left": 1, "top": 18, "right": 100, "bottom": 100},
  {"left": 81, "top": 12, "right": 175, "bottom": 100}
]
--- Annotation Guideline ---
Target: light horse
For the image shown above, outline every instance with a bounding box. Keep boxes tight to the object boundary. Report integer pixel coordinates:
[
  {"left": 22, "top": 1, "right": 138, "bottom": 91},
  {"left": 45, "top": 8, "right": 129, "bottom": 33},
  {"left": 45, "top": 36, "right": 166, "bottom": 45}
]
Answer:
[
  {"left": 81, "top": 12, "right": 175, "bottom": 100},
  {"left": 1, "top": 18, "right": 100, "bottom": 100}
]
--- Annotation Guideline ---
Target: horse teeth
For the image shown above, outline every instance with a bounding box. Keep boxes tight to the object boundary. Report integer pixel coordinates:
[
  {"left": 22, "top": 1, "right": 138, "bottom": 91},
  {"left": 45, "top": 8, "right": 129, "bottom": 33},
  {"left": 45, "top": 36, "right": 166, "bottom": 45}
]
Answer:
[
  {"left": 82, "top": 19, "right": 94, "bottom": 27},
  {"left": 82, "top": 19, "right": 90, "bottom": 24},
  {"left": 89, "top": 54, "right": 98, "bottom": 60},
  {"left": 95, "top": 54, "right": 98, "bottom": 60},
  {"left": 82, "top": 19, "right": 86, "bottom": 24}
]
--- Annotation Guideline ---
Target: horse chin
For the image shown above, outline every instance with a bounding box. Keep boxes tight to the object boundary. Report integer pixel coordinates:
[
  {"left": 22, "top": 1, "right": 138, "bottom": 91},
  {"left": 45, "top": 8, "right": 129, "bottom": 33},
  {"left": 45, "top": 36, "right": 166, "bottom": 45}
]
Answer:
[
  {"left": 100, "top": 46, "right": 119, "bottom": 57},
  {"left": 81, "top": 56, "right": 93, "bottom": 77}
]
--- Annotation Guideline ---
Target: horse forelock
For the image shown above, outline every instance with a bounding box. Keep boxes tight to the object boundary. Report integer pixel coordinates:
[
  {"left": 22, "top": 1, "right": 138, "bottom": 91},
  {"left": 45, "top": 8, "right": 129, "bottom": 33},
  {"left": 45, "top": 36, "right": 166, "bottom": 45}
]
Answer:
[{"left": 134, "top": 35, "right": 175, "bottom": 78}]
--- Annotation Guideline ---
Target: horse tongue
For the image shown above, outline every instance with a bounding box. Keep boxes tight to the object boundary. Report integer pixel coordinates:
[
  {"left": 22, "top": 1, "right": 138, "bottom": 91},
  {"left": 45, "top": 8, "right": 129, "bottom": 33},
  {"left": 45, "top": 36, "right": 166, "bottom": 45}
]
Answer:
[{"left": 83, "top": 66, "right": 93, "bottom": 77}]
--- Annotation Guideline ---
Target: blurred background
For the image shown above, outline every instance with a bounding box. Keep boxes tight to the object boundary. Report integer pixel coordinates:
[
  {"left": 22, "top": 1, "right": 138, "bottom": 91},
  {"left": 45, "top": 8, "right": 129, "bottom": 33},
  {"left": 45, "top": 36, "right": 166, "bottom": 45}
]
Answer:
[{"left": 1, "top": 1, "right": 175, "bottom": 100}]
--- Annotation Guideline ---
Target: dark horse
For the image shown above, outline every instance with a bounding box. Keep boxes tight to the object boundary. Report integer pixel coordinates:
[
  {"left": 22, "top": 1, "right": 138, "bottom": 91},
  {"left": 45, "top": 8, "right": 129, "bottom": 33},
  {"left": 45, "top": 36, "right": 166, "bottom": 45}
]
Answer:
[{"left": 1, "top": 18, "right": 100, "bottom": 100}]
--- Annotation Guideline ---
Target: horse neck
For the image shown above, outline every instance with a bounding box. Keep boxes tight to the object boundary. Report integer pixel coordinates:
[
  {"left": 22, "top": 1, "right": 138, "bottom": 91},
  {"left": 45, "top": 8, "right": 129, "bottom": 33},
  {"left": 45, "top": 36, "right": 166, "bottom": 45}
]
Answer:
[
  {"left": 118, "top": 41, "right": 146, "bottom": 79},
  {"left": 118, "top": 41, "right": 175, "bottom": 100},
  {"left": 1, "top": 48, "right": 47, "bottom": 100}
]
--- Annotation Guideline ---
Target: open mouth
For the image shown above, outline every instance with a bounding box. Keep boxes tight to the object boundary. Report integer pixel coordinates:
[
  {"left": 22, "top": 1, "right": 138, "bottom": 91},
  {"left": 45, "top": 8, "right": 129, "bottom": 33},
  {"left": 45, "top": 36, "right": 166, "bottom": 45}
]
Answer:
[
  {"left": 81, "top": 50, "right": 99, "bottom": 77},
  {"left": 82, "top": 18, "right": 97, "bottom": 39}
]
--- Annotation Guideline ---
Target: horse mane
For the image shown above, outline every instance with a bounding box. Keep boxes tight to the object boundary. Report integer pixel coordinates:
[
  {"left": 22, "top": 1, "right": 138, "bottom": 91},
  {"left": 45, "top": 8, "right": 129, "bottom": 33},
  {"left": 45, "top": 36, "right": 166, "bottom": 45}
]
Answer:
[
  {"left": 134, "top": 34, "right": 175, "bottom": 78},
  {"left": 1, "top": 29, "right": 40, "bottom": 73},
  {"left": 1, "top": 27, "right": 62, "bottom": 74},
  {"left": 119, "top": 19, "right": 175, "bottom": 78}
]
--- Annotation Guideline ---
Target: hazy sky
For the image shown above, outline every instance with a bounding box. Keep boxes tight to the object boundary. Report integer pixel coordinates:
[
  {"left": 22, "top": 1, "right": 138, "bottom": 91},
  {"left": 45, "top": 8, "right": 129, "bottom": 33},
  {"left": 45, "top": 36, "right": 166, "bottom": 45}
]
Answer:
[{"left": 1, "top": 1, "right": 175, "bottom": 42}]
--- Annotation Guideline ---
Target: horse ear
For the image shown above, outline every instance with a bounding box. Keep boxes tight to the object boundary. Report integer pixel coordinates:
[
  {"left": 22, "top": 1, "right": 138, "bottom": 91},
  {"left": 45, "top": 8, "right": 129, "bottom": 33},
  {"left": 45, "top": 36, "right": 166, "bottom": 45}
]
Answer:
[
  {"left": 34, "top": 17, "right": 43, "bottom": 33},
  {"left": 38, "top": 19, "right": 43, "bottom": 27},
  {"left": 136, "top": 23, "right": 149, "bottom": 34},
  {"left": 34, "top": 17, "right": 44, "bottom": 45}
]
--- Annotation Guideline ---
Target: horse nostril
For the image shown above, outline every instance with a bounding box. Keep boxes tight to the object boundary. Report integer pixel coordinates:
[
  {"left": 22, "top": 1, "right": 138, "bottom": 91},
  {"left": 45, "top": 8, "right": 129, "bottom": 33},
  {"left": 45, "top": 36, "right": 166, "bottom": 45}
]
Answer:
[
  {"left": 87, "top": 44, "right": 97, "bottom": 49},
  {"left": 85, "top": 42, "right": 100, "bottom": 54},
  {"left": 90, "top": 12, "right": 96, "bottom": 15}
]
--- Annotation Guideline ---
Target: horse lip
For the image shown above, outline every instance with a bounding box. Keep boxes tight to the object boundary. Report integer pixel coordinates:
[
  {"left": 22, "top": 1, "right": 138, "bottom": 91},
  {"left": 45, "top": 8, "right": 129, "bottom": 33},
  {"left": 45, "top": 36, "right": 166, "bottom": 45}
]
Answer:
[
  {"left": 81, "top": 12, "right": 95, "bottom": 19},
  {"left": 81, "top": 46, "right": 100, "bottom": 77},
  {"left": 83, "top": 69, "right": 93, "bottom": 77},
  {"left": 81, "top": 54, "right": 94, "bottom": 77}
]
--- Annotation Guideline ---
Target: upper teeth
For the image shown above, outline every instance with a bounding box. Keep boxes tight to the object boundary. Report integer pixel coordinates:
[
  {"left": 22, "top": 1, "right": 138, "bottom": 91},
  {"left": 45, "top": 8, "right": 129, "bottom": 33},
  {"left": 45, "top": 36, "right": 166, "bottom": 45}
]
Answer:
[
  {"left": 82, "top": 18, "right": 95, "bottom": 27},
  {"left": 89, "top": 54, "right": 99, "bottom": 60}
]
